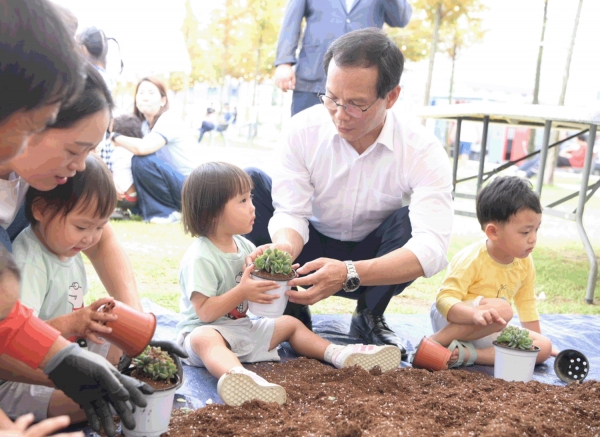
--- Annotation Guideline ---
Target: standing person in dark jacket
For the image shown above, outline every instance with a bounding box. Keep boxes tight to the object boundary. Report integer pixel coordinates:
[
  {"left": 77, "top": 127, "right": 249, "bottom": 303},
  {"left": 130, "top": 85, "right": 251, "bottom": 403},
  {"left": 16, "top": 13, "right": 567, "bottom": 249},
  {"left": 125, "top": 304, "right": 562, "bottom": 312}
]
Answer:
[{"left": 273, "top": 0, "right": 412, "bottom": 116}]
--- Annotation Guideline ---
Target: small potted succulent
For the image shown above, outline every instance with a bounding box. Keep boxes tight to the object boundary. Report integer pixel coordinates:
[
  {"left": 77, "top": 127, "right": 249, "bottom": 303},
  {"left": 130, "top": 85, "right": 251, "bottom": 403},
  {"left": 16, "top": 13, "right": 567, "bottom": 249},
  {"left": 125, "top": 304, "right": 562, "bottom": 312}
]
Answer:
[
  {"left": 493, "top": 326, "right": 540, "bottom": 382},
  {"left": 122, "top": 346, "right": 183, "bottom": 437},
  {"left": 249, "top": 248, "right": 297, "bottom": 318}
]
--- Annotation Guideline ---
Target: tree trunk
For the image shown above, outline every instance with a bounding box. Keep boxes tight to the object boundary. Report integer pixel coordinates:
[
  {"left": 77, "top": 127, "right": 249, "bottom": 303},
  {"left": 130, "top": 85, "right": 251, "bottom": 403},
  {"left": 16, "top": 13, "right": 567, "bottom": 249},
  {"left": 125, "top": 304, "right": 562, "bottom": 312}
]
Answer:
[
  {"left": 545, "top": 0, "right": 583, "bottom": 185},
  {"left": 528, "top": 0, "right": 549, "bottom": 154},
  {"left": 448, "top": 43, "right": 456, "bottom": 105},
  {"left": 423, "top": 2, "right": 442, "bottom": 108}
]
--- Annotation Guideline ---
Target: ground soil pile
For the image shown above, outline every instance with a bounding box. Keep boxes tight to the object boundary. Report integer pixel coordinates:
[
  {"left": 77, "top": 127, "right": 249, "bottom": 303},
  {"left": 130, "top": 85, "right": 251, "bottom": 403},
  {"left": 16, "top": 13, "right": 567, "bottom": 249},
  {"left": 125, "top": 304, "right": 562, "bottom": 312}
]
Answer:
[{"left": 162, "top": 357, "right": 600, "bottom": 437}]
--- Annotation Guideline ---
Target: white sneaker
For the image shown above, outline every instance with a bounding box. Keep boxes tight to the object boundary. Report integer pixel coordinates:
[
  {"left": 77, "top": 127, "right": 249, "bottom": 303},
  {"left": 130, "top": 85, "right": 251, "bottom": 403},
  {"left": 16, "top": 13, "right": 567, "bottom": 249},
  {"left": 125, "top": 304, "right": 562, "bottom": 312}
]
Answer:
[
  {"left": 332, "top": 344, "right": 401, "bottom": 373},
  {"left": 148, "top": 211, "right": 181, "bottom": 224},
  {"left": 217, "top": 367, "right": 286, "bottom": 406}
]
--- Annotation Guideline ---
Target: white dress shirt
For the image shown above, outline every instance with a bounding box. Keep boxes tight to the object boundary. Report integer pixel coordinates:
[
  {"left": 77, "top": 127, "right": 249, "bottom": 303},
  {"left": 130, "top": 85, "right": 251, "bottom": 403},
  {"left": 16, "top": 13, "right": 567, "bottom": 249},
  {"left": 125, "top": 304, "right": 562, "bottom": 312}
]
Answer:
[{"left": 268, "top": 104, "right": 454, "bottom": 278}]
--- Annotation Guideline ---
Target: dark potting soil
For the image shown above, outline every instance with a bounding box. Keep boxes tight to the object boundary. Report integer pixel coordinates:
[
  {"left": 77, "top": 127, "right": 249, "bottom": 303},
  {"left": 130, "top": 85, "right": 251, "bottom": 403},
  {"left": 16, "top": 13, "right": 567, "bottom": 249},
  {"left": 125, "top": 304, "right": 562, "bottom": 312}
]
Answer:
[
  {"left": 130, "top": 368, "right": 177, "bottom": 390},
  {"left": 252, "top": 269, "right": 296, "bottom": 282},
  {"left": 164, "top": 358, "right": 600, "bottom": 437}
]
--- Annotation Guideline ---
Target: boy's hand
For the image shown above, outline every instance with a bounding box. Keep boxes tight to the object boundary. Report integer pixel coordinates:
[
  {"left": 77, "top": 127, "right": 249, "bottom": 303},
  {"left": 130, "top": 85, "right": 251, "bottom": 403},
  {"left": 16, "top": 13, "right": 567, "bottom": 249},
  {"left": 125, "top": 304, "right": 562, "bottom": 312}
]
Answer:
[
  {"left": 67, "top": 297, "right": 118, "bottom": 344},
  {"left": 239, "top": 264, "right": 280, "bottom": 304},
  {"left": 472, "top": 308, "right": 507, "bottom": 327}
]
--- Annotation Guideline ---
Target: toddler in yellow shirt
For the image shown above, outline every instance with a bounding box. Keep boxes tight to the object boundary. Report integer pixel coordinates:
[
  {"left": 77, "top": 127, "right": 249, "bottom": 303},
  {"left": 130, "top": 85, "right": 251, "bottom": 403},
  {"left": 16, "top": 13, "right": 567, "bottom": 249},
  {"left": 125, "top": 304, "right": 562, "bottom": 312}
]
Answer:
[{"left": 427, "top": 176, "right": 555, "bottom": 368}]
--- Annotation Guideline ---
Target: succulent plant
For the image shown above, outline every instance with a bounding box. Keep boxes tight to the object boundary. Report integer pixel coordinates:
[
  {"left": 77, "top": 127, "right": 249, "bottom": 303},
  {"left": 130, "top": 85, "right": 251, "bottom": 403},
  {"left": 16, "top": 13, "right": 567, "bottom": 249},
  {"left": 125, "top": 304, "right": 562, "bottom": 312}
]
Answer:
[
  {"left": 254, "top": 248, "right": 293, "bottom": 275},
  {"left": 496, "top": 326, "right": 534, "bottom": 350},
  {"left": 132, "top": 346, "right": 178, "bottom": 381}
]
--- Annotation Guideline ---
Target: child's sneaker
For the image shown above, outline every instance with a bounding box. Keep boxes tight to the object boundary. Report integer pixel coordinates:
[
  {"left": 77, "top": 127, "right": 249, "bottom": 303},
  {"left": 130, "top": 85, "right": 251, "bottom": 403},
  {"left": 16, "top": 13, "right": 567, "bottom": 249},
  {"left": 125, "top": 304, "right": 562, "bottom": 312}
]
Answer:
[
  {"left": 332, "top": 344, "right": 401, "bottom": 373},
  {"left": 217, "top": 367, "right": 286, "bottom": 406}
]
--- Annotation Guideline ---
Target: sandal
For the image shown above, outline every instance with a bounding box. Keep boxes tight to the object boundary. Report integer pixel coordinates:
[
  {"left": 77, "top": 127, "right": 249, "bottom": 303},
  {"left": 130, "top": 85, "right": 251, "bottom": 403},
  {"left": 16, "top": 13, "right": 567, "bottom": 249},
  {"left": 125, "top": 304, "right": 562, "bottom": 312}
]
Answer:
[{"left": 447, "top": 340, "right": 478, "bottom": 368}]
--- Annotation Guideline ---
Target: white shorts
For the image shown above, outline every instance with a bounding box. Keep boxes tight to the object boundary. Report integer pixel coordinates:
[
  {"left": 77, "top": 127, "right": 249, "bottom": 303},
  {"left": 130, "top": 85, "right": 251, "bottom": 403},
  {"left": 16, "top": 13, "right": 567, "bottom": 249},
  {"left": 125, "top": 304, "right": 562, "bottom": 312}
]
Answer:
[
  {"left": 180, "top": 317, "right": 280, "bottom": 368},
  {"left": 430, "top": 296, "right": 500, "bottom": 349}
]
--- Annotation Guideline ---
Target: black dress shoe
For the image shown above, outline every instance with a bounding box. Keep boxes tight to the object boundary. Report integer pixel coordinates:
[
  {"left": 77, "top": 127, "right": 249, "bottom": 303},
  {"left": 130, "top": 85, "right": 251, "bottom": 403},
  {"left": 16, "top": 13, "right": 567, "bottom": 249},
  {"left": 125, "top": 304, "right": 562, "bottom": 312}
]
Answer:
[
  {"left": 283, "top": 302, "right": 312, "bottom": 331},
  {"left": 349, "top": 308, "right": 408, "bottom": 360}
]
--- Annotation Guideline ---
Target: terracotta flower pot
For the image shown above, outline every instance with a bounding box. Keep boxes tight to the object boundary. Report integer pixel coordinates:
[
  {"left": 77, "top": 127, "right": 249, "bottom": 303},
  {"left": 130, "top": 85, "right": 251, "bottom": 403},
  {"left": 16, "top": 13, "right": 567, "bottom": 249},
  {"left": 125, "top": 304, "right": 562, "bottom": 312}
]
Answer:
[
  {"left": 411, "top": 337, "right": 451, "bottom": 371},
  {"left": 102, "top": 301, "right": 157, "bottom": 357}
]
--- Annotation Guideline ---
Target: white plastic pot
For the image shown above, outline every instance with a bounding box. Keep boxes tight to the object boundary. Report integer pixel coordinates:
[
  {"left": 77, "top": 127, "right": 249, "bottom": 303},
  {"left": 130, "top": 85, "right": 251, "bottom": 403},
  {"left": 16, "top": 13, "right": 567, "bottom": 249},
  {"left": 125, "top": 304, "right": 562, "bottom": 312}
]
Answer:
[
  {"left": 122, "top": 373, "right": 183, "bottom": 437},
  {"left": 248, "top": 273, "right": 293, "bottom": 318},
  {"left": 493, "top": 342, "right": 540, "bottom": 383}
]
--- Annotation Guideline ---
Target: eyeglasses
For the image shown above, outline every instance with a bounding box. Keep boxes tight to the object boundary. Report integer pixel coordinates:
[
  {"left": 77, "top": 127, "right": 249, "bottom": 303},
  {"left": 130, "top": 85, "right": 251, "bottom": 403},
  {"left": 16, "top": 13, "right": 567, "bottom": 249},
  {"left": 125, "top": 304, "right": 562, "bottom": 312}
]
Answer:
[{"left": 317, "top": 93, "right": 379, "bottom": 119}]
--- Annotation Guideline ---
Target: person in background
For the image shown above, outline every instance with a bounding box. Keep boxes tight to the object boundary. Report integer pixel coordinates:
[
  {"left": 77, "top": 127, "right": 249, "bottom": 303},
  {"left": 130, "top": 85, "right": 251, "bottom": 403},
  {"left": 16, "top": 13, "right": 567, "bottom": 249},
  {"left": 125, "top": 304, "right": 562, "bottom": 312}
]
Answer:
[
  {"left": 273, "top": 0, "right": 412, "bottom": 116},
  {"left": 77, "top": 26, "right": 122, "bottom": 92},
  {"left": 197, "top": 107, "right": 218, "bottom": 144},
  {"left": 110, "top": 77, "right": 198, "bottom": 224},
  {"left": 518, "top": 134, "right": 590, "bottom": 178}
]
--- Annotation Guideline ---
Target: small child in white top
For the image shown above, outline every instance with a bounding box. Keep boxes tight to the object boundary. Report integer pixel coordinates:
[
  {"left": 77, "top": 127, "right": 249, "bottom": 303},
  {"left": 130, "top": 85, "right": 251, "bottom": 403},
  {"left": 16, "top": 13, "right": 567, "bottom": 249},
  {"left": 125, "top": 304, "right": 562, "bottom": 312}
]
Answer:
[
  {"left": 176, "top": 162, "right": 401, "bottom": 406},
  {"left": 6, "top": 154, "right": 121, "bottom": 424}
]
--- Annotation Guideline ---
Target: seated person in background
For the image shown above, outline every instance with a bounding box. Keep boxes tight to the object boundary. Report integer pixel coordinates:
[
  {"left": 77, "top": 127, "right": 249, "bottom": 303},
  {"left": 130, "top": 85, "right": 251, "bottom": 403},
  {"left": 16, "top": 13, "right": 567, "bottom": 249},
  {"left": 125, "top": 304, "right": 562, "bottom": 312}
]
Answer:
[
  {"left": 423, "top": 176, "right": 556, "bottom": 370},
  {"left": 110, "top": 114, "right": 143, "bottom": 212},
  {"left": 197, "top": 108, "right": 218, "bottom": 143},
  {"left": 110, "top": 77, "right": 198, "bottom": 224},
  {"left": 176, "top": 162, "right": 401, "bottom": 406},
  {"left": 518, "top": 134, "right": 589, "bottom": 178},
  {"left": 4, "top": 155, "right": 123, "bottom": 424}
]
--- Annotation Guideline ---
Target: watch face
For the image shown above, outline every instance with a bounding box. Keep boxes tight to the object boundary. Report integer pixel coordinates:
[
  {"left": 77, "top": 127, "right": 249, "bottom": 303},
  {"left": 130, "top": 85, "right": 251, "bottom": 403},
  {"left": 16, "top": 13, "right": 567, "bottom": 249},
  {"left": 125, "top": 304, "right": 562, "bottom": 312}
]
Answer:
[{"left": 346, "top": 277, "right": 361, "bottom": 291}]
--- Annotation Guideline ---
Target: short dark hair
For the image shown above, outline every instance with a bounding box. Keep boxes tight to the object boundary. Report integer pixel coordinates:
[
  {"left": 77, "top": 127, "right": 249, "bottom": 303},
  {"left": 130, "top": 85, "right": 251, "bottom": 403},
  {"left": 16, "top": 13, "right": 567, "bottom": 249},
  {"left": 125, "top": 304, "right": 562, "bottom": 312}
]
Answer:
[
  {"left": 113, "top": 114, "right": 143, "bottom": 138},
  {"left": 50, "top": 63, "right": 114, "bottom": 129},
  {"left": 577, "top": 134, "right": 589, "bottom": 142},
  {"left": 323, "top": 28, "right": 404, "bottom": 99},
  {"left": 0, "top": 0, "right": 83, "bottom": 122},
  {"left": 476, "top": 176, "right": 542, "bottom": 229},
  {"left": 77, "top": 27, "right": 107, "bottom": 67},
  {"left": 182, "top": 162, "right": 253, "bottom": 238},
  {"left": 0, "top": 245, "right": 20, "bottom": 283},
  {"left": 25, "top": 153, "right": 117, "bottom": 227}
]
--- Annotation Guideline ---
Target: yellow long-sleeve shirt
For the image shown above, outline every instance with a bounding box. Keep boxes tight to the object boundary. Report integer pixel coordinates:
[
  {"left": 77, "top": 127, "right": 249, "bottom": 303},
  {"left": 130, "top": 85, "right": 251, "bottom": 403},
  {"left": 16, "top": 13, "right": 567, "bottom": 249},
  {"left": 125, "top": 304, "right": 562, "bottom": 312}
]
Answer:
[{"left": 436, "top": 239, "right": 539, "bottom": 323}]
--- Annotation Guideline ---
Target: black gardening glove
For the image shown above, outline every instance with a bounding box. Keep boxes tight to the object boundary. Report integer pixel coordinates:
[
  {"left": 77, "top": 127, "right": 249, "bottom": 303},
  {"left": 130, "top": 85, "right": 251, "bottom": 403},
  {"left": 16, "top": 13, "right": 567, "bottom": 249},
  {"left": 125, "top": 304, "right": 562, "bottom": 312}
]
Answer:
[
  {"left": 117, "top": 339, "right": 188, "bottom": 373},
  {"left": 45, "top": 344, "right": 154, "bottom": 437}
]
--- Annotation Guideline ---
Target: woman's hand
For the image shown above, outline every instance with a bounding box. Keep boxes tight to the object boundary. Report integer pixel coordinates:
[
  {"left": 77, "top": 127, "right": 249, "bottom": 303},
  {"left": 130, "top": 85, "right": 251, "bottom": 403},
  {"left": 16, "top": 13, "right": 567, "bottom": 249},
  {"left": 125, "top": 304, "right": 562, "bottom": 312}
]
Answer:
[{"left": 0, "top": 412, "right": 82, "bottom": 437}]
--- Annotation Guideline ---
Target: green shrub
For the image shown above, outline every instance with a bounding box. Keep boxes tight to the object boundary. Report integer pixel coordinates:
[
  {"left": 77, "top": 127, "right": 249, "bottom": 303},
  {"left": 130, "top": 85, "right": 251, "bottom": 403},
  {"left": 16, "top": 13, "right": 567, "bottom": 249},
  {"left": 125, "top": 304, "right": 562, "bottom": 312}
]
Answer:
[
  {"left": 133, "top": 346, "right": 178, "bottom": 381},
  {"left": 254, "top": 248, "right": 293, "bottom": 275},
  {"left": 496, "top": 326, "right": 534, "bottom": 350}
]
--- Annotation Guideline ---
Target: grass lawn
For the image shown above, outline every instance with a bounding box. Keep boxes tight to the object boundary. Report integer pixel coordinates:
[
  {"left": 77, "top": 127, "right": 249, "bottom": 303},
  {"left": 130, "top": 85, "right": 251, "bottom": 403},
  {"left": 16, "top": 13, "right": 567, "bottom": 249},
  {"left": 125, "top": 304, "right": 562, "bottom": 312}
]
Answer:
[{"left": 84, "top": 214, "right": 600, "bottom": 316}]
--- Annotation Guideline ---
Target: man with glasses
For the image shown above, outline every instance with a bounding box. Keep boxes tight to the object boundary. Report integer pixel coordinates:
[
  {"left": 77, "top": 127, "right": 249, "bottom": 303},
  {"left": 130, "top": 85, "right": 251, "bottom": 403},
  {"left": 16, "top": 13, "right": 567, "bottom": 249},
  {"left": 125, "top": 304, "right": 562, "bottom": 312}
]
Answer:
[
  {"left": 273, "top": 0, "right": 412, "bottom": 116},
  {"left": 245, "top": 28, "right": 453, "bottom": 361}
]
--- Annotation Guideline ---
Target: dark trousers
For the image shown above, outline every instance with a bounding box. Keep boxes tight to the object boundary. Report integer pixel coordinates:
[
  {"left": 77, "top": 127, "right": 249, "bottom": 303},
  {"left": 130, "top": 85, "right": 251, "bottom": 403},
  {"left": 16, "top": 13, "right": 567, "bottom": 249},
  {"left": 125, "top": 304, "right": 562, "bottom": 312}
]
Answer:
[
  {"left": 291, "top": 91, "right": 321, "bottom": 117},
  {"left": 198, "top": 121, "right": 215, "bottom": 143},
  {"left": 244, "top": 167, "right": 413, "bottom": 316},
  {"left": 131, "top": 154, "right": 185, "bottom": 220},
  {"left": 0, "top": 202, "right": 29, "bottom": 251}
]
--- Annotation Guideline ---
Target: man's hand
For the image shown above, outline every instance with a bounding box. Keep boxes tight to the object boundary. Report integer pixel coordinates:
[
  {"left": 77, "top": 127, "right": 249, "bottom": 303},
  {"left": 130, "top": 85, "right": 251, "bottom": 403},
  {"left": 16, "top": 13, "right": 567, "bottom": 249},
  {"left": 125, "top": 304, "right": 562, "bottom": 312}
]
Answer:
[
  {"left": 286, "top": 258, "right": 347, "bottom": 305},
  {"left": 66, "top": 297, "right": 118, "bottom": 344},
  {"left": 274, "top": 64, "right": 296, "bottom": 92},
  {"left": 0, "top": 411, "right": 82, "bottom": 437},
  {"left": 471, "top": 308, "right": 506, "bottom": 327},
  {"left": 45, "top": 344, "right": 154, "bottom": 437}
]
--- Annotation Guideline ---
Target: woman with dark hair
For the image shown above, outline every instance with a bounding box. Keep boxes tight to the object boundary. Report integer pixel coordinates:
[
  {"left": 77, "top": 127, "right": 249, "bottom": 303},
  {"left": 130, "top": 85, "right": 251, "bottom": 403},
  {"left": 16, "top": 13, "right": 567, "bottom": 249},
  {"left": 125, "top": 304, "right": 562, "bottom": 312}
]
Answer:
[
  {"left": 77, "top": 27, "right": 122, "bottom": 92},
  {"left": 0, "top": 54, "right": 155, "bottom": 436},
  {"left": 0, "top": 0, "right": 82, "bottom": 163},
  {"left": 110, "top": 77, "right": 199, "bottom": 223}
]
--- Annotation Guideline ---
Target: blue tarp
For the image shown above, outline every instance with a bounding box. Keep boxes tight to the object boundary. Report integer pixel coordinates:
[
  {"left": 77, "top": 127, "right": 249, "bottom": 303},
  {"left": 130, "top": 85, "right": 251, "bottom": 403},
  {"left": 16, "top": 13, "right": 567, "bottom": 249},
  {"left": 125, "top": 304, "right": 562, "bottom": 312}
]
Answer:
[{"left": 80, "top": 299, "right": 600, "bottom": 436}]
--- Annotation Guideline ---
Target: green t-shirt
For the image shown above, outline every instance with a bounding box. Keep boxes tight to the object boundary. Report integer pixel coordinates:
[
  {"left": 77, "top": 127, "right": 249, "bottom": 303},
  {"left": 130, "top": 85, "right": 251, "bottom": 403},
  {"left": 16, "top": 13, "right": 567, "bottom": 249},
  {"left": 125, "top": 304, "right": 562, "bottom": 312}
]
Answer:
[
  {"left": 12, "top": 226, "right": 87, "bottom": 319},
  {"left": 176, "top": 235, "right": 256, "bottom": 335}
]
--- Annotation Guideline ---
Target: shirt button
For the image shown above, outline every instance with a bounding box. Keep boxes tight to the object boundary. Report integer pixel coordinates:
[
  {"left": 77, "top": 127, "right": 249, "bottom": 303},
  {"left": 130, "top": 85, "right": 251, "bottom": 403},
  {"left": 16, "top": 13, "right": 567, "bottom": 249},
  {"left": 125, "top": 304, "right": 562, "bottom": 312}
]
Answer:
[{"left": 346, "top": 19, "right": 351, "bottom": 23}]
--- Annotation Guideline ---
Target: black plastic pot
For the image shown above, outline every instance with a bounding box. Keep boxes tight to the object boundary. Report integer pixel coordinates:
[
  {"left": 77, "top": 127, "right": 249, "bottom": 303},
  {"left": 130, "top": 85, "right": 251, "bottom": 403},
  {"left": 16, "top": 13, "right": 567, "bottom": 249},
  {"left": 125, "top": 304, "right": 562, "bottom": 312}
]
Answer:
[{"left": 554, "top": 349, "right": 589, "bottom": 383}]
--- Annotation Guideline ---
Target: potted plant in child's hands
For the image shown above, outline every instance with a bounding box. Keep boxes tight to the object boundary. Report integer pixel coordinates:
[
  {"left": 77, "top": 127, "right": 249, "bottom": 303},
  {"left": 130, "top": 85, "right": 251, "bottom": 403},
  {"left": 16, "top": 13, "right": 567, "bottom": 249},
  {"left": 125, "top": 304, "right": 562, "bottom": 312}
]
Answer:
[
  {"left": 121, "top": 346, "right": 183, "bottom": 437},
  {"left": 493, "top": 326, "right": 540, "bottom": 383},
  {"left": 248, "top": 248, "right": 297, "bottom": 318}
]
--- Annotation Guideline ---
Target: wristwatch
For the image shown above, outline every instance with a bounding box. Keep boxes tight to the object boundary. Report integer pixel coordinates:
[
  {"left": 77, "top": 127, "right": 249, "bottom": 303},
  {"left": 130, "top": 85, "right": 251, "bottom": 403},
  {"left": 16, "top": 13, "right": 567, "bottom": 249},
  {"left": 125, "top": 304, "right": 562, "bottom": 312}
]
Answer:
[{"left": 342, "top": 260, "right": 361, "bottom": 292}]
